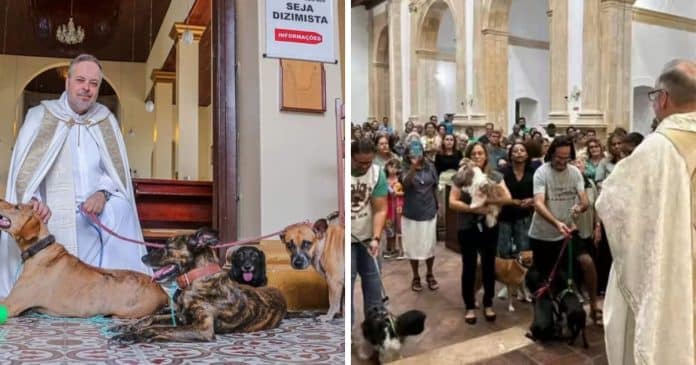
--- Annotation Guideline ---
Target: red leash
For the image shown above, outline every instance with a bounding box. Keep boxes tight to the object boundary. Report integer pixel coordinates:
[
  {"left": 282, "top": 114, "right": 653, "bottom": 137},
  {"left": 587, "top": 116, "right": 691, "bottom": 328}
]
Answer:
[
  {"left": 534, "top": 236, "right": 571, "bottom": 299},
  {"left": 79, "top": 205, "right": 308, "bottom": 249}
]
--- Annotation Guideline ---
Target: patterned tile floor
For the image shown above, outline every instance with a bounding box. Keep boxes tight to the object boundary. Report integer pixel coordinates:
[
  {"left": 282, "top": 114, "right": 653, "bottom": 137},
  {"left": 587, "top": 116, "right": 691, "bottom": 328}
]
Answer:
[{"left": 0, "top": 313, "right": 344, "bottom": 364}]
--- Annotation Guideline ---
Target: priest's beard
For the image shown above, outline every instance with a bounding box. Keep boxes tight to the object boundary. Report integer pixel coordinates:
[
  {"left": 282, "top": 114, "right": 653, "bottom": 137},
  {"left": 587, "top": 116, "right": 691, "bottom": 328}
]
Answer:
[{"left": 68, "top": 95, "right": 96, "bottom": 115}]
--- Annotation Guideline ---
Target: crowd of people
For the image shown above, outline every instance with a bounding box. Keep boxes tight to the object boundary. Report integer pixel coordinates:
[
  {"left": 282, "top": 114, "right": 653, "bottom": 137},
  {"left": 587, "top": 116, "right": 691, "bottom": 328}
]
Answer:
[{"left": 351, "top": 112, "right": 648, "bottom": 325}]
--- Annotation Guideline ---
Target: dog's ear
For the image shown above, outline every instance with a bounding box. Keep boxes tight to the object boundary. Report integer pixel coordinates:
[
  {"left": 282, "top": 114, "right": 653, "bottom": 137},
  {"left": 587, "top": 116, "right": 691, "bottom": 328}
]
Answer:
[
  {"left": 395, "top": 310, "right": 426, "bottom": 337},
  {"left": 313, "top": 219, "right": 328, "bottom": 239},
  {"left": 190, "top": 227, "right": 219, "bottom": 248},
  {"left": 17, "top": 214, "right": 41, "bottom": 243},
  {"left": 279, "top": 231, "right": 286, "bottom": 242}
]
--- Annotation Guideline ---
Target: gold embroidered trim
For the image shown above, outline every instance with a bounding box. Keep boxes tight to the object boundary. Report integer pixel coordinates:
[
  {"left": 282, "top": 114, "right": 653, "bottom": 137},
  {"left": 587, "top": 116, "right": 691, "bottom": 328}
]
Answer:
[
  {"left": 15, "top": 111, "right": 60, "bottom": 201},
  {"left": 97, "top": 119, "right": 127, "bottom": 188}
]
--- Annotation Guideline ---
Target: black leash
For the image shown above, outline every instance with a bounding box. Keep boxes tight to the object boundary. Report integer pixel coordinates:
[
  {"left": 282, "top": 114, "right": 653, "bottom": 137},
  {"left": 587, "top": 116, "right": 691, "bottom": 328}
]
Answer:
[{"left": 351, "top": 233, "right": 390, "bottom": 305}]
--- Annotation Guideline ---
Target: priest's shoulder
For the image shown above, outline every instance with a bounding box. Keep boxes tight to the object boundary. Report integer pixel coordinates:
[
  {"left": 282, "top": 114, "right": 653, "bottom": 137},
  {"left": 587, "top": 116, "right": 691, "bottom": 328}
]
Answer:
[{"left": 21, "top": 105, "right": 48, "bottom": 128}]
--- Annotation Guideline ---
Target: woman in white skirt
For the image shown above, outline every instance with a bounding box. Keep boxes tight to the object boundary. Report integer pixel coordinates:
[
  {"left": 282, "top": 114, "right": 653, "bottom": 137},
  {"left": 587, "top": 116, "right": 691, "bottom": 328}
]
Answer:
[{"left": 401, "top": 140, "right": 440, "bottom": 292}]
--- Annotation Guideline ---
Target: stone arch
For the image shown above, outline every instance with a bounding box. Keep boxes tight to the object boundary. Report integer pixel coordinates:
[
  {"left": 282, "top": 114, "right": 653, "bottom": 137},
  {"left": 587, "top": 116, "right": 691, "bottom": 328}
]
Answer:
[{"left": 411, "top": 0, "right": 461, "bottom": 123}]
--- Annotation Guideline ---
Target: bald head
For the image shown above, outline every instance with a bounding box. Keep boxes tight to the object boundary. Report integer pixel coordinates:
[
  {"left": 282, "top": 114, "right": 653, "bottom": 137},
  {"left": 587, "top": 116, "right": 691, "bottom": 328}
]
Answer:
[{"left": 657, "top": 59, "right": 696, "bottom": 106}]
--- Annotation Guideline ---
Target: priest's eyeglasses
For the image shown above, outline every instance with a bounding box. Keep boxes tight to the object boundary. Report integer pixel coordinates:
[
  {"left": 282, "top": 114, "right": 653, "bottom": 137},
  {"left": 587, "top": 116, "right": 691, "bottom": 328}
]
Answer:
[{"left": 647, "top": 88, "right": 666, "bottom": 101}]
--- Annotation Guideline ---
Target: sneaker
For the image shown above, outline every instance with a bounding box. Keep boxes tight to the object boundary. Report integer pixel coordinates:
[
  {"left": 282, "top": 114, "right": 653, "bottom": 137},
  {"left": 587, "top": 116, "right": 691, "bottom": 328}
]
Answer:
[{"left": 383, "top": 250, "right": 397, "bottom": 259}]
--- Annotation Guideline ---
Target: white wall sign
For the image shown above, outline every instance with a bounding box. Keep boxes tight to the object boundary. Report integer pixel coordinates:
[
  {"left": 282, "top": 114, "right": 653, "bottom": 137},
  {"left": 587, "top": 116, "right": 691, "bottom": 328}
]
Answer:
[{"left": 265, "top": 0, "right": 336, "bottom": 63}]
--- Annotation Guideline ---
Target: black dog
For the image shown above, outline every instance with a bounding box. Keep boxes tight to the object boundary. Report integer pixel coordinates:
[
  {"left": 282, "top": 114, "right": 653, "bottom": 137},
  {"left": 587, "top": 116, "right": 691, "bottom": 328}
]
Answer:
[
  {"left": 558, "top": 290, "right": 589, "bottom": 348},
  {"left": 228, "top": 246, "right": 267, "bottom": 287},
  {"left": 525, "top": 267, "right": 560, "bottom": 342},
  {"left": 360, "top": 306, "right": 426, "bottom": 364}
]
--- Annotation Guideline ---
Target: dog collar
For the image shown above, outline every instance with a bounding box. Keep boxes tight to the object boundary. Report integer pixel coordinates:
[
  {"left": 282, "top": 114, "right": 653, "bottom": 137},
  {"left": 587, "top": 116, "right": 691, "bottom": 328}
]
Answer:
[
  {"left": 21, "top": 235, "right": 56, "bottom": 262},
  {"left": 176, "top": 263, "right": 222, "bottom": 289}
]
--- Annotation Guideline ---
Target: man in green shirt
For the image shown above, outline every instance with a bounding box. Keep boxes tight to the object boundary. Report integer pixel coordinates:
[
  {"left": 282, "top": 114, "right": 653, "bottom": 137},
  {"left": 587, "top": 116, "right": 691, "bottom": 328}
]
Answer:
[{"left": 351, "top": 138, "right": 388, "bottom": 325}]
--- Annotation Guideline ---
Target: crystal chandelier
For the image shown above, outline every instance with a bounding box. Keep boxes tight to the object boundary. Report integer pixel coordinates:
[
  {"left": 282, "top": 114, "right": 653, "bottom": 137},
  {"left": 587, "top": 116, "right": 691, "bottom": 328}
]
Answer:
[{"left": 56, "top": 0, "right": 85, "bottom": 45}]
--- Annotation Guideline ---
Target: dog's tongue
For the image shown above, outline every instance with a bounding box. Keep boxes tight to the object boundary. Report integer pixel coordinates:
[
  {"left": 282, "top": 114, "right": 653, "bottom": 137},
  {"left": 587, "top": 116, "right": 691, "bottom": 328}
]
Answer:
[
  {"left": 152, "top": 265, "right": 175, "bottom": 280},
  {"left": 243, "top": 272, "right": 253, "bottom": 282}
]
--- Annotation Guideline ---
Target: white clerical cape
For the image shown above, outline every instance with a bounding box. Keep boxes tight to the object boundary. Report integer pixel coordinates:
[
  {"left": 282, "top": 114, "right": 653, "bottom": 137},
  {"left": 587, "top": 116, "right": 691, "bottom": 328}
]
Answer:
[
  {"left": 596, "top": 112, "right": 696, "bottom": 365},
  {"left": 0, "top": 92, "right": 151, "bottom": 298}
]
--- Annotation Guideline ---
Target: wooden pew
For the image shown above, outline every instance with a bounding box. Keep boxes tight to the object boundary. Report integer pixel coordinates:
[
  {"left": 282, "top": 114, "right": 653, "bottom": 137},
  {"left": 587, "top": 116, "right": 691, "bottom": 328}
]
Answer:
[{"left": 132, "top": 178, "right": 213, "bottom": 243}]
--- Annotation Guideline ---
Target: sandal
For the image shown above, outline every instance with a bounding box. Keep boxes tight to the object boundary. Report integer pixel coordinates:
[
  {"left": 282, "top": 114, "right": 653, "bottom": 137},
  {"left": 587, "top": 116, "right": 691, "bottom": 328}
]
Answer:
[
  {"left": 411, "top": 277, "right": 423, "bottom": 292},
  {"left": 591, "top": 308, "right": 603, "bottom": 326},
  {"left": 426, "top": 274, "right": 439, "bottom": 290},
  {"left": 484, "top": 307, "right": 497, "bottom": 322},
  {"left": 464, "top": 310, "right": 477, "bottom": 325}
]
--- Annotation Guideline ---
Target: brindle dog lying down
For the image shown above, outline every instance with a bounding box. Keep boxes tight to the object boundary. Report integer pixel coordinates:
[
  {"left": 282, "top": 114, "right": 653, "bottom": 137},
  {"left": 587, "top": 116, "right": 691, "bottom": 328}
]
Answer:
[{"left": 109, "top": 228, "right": 287, "bottom": 343}]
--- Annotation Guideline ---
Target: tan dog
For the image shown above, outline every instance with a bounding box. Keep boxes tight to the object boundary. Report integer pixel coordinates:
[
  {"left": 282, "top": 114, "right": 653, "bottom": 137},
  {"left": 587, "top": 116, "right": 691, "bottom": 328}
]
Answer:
[
  {"left": 281, "top": 217, "right": 344, "bottom": 322},
  {"left": 0, "top": 200, "right": 168, "bottom": 318},
  {"left": 475, "top": 250, "right": 534, "bottom": 312},
  {"left": 454, "top": 158, "right": 519, "bottom": 227}
]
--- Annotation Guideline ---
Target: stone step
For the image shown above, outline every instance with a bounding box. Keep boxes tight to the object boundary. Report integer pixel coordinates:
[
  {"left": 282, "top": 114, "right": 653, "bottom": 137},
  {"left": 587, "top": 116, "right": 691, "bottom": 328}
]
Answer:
[{"left": 392, "top": 326, "right": 533, "bottom": 365}]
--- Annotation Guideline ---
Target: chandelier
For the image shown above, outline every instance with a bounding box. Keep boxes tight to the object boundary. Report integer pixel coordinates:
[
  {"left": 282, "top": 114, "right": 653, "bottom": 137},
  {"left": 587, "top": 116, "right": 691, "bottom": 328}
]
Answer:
[{"left": 56, "top": 0, "right": 85, "bottom": 45}]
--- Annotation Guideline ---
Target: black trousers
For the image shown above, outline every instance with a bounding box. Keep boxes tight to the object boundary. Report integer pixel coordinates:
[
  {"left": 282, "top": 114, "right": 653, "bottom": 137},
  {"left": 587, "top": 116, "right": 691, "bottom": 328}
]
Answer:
[
  {"left": 596, "top": 224, "right": 613, "bottom": 294},
  {"left": 458, "top": 225, "right": 498, "bottom": 310}
]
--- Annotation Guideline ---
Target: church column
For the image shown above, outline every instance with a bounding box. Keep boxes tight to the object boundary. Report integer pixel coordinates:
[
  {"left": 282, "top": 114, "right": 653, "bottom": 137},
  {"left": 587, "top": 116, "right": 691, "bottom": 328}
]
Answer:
[
  {"left": 453, "top": 1, "right": 467, "bottom": 120},
  {"left": 151, "top": 69, "right": 175, "bottom": 179},
  {"left": 480, "top": 29, "right": 509, "bottom": 133},
  {"left": 547, "top": 0, "right": 570, "bottom": 126},
  {"left": 599, "top": 0, "right": 635, "bottom": 132},
  {"left": 388, "top": 0, "right": 403, "bottom": 130},
  {"left": 577, "top": 0, "right": 604, "bottom": 127},
  {"left": 170, "top": 23, "right": 206, "bottom": 180}
]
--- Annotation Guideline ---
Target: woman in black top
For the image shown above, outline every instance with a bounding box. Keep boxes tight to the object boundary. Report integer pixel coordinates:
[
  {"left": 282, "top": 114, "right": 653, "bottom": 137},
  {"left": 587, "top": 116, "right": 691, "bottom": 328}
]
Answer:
[
  {"left": 497, "top": 142, "right": 535, "bottom": 260},
  {"left": 434, "top": 133, "right": 463, "bottom": 176}
]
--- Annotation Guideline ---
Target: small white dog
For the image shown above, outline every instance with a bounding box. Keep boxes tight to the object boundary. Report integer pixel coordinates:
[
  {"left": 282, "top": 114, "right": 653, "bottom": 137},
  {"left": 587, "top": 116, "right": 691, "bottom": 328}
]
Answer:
[{"left": 453, "top": 158, "right": 516, "bottom": 227}]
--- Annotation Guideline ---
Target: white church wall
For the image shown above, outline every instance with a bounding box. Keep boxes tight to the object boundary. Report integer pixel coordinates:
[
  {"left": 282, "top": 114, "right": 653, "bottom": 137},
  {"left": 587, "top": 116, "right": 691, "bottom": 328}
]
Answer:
[
  {"left": 351, "top": 7, "right": 371, "bottom": 125},
  {"left": 509, "top": 0, "right": 549, "bottom": 41},
  {"left": 418, "top": 58, "right": 457, "bottom": 120},
  {"left": 634, "top": 0, "right": 696, "bottom": 20},
  {"left": 508, "top": 45, "right": 550, "bottom": 129},
  {"left": 633, "top": 86, "right": 653, "bottom": 135},
  {"left": 236, "top": 0, "right": 340, "bottom": 238},
  {"left": 631, "top": 22, "right": 696, "bottom": 131},
  {"left": 437, "top": 10, "right": 456, "bottom": 53}
]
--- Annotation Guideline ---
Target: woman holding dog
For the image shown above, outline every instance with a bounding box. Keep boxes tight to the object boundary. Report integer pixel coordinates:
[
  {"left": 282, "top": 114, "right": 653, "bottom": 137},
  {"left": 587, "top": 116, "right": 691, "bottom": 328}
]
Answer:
[
  {"left": 449, "top": 142, "right": 513, "bottom": 324},
  {"left": 401, "top": 140, "right": 440, "bottom": 292}
]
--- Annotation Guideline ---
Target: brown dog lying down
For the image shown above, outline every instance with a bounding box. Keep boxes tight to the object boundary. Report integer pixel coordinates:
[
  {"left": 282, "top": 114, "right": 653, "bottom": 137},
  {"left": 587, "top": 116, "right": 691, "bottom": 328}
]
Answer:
[
  {"left": 453, "top": 158, "right": 520, "bottom": 227},
  {"left": 110, "top": 228, "right": 287, "bottom": 343},
  {"left": 0, "top": 199, "right": 168, "bottom": 318},
  {"left": 475, "top": 250, "right": 534, "bottom": 312}
]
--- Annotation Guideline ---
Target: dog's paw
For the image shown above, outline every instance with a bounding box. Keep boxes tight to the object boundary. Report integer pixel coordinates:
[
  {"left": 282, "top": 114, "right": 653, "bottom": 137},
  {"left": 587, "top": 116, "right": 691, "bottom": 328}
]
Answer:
[
  {"left": 508, "top": 304, "right": 515, "bottom": 312},
  {"left": 109, "top": 322, "right": 141, "bottom": 333},
  {"left": 109, "top": 332, "right": 141, "bottom": 345}
]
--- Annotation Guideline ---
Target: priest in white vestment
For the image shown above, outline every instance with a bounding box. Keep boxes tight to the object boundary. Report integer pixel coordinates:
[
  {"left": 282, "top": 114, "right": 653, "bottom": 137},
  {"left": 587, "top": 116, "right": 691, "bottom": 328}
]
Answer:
[
  {"left": 596, "top": 59, "right": 696, "bottom": 365},
  {"left": 0, "top": 54, "right": 151, "bottom": 298}
]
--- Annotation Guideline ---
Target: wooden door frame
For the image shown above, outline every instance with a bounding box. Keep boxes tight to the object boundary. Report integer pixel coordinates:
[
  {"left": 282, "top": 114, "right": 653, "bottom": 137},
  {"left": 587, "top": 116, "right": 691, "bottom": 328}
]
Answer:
[{"left": 212, "top": 0, "right": 237, "bottom": 246}]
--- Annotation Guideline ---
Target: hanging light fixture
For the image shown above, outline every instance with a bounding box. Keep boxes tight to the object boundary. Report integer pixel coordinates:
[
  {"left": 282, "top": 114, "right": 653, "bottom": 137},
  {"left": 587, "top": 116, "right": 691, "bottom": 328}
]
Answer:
[{"left": 56, "top": 0, "right": 85, "bottom": 45}]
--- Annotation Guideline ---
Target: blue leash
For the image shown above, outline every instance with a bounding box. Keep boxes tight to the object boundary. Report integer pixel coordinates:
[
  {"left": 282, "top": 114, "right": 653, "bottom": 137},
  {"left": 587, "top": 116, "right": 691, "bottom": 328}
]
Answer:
[
  {"left": 164, "top": 282, "right": 179, "bottom": 326},
  {"left": 79, "top": 204, "right": 104, "bottom": 268}
]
